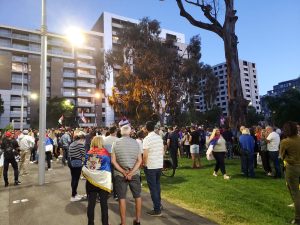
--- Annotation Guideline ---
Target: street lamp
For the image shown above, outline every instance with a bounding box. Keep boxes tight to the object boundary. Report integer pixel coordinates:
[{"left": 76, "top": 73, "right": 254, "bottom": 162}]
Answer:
[
  {"left": 30, "top": 93, "right": 38, "bottom": 100},
  {"left": 38, "top": 0, "right": 48, "bottom": 185}
]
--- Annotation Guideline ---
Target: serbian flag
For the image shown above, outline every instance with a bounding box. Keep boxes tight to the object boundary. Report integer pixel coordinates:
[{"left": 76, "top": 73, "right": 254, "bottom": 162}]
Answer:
[
  {"left": 81, "top": 111, "right": 87, "bottom": 123},
  {"left": 58, "top": 115, "right": 64, "bottom": 125},
  {"left": 81, "top": 148, "right": 112, "bottom": 192}
]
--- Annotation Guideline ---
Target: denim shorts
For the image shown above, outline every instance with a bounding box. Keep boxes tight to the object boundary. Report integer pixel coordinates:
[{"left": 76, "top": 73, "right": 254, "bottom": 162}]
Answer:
[
  {"left": 190, "top": 144, "right": 199, "bottom": 154},
  {"left": 114, "top": 175, "right": 141, "bottom": 199}
]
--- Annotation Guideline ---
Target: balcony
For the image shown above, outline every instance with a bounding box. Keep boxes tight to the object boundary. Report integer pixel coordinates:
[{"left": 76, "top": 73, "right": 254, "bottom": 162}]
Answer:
[
  {"left": 77, "top": 102, "right": 95, "bottom": 107},
  {"left": 11, "top": 122, "right": 30, "bottom": 129},
  {"left": 77, "top": 72, "right": 96, "bottom": 79},
  {"left": 63, "top": 63, "right": 75, "bottom": 68},
  {"left": 48, "top": 50, "right": 72, "bottom": 57},
  {"left": 12, "top": 33, "right": 29, "bottom": 41},
  {"left": 78, "top": 45, "right": 96, "bottom": 51},
  {"left": 63, "top": 72, "right": 76, "bottom": 78},
  {"left": 48, "top": 39, "right": 66, "bottom": 47},
  {"left": 10, "top": 111, "right": 27, "bottom": 117},
  {"left": 77, "top": 54, "right": 93, "bottom": 60},
  {"left": 63, "top": 92, "right": 75, "bottom": 97},
  {"left": 77, "top": 63, "right": 96, "bottom": 70},
  {"left": 78, "top": 112, "right": 95, "bottom": 117},
  {"left": 10, "top": 100, "right": 28, "bottom": 107},
  {"left": 63, "top": 82, "right": 76, "bottom": 88},
  {"left": 10, "top": 89, "right": 28, "bottom": 96},
  {"left": 76, "top": 82, "right": 96, "bottom": 88},
  {"left": 11, "top": 77, "right": 29, "bottom": 84},
  {"left": 12, "top": 56, "right": 28, "bottom": 63},
  {"left": 77, "top": 91, "right": 93, "bottom": 97},
  {"left": 0, "top": 31, "right": 11, "bottom": 38}
]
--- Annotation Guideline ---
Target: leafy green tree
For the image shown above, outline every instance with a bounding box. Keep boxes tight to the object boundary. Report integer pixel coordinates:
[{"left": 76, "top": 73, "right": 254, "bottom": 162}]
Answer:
[
  {"left": 173, "top": 0, "right": 248, "bottom": 128},
  {"left": 46, "top": 97, "right": 75, "bottom": 128},
  {"left": 245, "top": 106, "right": 264, "bottom": 127},
  {"left": 106, "top": 18, "right": 208, "bottom": 124},
  {"left": 264, "top": 89, "right": 300, "bottom": 127}
]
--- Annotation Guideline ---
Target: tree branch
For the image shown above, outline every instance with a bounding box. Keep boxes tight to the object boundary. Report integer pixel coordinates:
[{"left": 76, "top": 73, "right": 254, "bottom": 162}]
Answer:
[{"left": 176, "top": 0, "right": 223, "bottom": 38}]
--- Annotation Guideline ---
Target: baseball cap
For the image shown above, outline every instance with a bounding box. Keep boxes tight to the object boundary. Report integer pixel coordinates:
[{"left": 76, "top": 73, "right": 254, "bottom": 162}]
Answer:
[{"left": 5, "top": 131, "right": 12, "bottom": 137}]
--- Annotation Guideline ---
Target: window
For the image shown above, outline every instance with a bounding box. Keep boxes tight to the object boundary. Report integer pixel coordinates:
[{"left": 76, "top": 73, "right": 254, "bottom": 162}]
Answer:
[
  {"left": 213, "top": 67, "right": 217, "bottom": 71},
  {"left": 246, "top": 94, "right": 251, "bottom": 98},
  {"left": 222, "top": 102, "right": 226, "bottom": 106},
  {"left": 246, "top": 89, "right": 250, "bottom": 92},
  {"left": 253, "top": 75, "right": 256, "bottom": 78},
  {"left": 256, "top": 106, "right": 259, "bottom": 110},
  {"left": 214, "top": 71, "right": 218, "bottom": 75},
  {"left": 218, "top": 65, "right": 222, "bottom": 69},
  {"left": 102, "top": 108, "right": 105, "bottom": 112},
  {"left": 220, "top": 81, "right": 225, "bottom": 84},
  {"left": 252, "top": 63, "right": 255, "bottom": 68},
  {"left": 102, "top": 98, "right": 105, "bottom": 103},
  {"left": 244, "top": 73, "right": 249, "bottom": 76},
  {"left": 245, "top": 78, "right": 249, "bottom": 82},
  {"left": 217, "top": 103, "right": 220, "bottom": 106},
  {"left": 243, "top": 61, "right": 248, "bottom": 66},
  {"left": 254, "top": 85, "right": 257, "bottom": 88},
  {"left": 256, "top": 96, "right": 259, "bottom": 99},
  {"left": 245, "top": 84, "right": 250, "bottom": 87},
  {"left": 221, "top": 97, "right": 225, "bottom": 100},
  {"left": 244, "top": 68, "right": 248, "bottom": 71},
  {"left": 220, "top": 86, "right": 224, "bottom": 90},
  {"left": 221, "top": 91, "right": 225, "bottom": 95},
  {"left": 219, "top": 70, "right": 224, "bottom": 74}
]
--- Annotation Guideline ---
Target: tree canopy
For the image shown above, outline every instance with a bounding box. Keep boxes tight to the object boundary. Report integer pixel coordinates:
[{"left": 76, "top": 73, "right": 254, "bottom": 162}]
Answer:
[
  {"left": 264, "top": 89, "right": 300, "bottom": 127},
  {"left": 106, "top": 17, "right": 213, "bottom": 124}
]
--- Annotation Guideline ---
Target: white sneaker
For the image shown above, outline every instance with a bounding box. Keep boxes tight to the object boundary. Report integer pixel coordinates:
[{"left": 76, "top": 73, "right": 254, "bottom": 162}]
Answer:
[
  {"left": 70, "top": 195, "right": 82, "bottom": 202},
  {"left": 267, "top": 172, "right": 272, "bottom": 176},
  {"left": 48, "top": 168, "right": 53, "bottom": 171},
  {"left": 224, "top": 175, "right": 230, "bottom": 180},
  {"left": 288, "top": 203, "right": 294, "bottom": 207},
  {"left": 213, "top": 172, "right": 218, "bottom": 177}
]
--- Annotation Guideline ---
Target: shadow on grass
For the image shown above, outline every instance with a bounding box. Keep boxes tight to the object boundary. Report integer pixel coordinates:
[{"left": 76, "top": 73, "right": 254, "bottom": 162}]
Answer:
[{"left": 161, "top": 176, "right": 187, "bottom": 186}]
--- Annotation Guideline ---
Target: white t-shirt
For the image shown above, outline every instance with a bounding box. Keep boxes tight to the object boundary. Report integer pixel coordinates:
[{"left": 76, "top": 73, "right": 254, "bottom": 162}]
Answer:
[
  {"left": 266, "top": 131, "right": 280, "bottom": 152},
  {"left": 143, "top": 132, "right": 164, "bottom": 169}
]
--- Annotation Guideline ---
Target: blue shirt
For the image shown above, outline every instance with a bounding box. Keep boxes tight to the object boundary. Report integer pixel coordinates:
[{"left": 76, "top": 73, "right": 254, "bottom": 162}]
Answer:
[{"left": 239, "top": 134, "right": 255, "bottom": 153}]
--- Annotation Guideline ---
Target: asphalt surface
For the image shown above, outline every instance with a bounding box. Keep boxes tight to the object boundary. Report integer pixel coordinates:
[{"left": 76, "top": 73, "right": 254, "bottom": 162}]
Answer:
[{"left": 0, "top": 160, "right": 218, "bottom": 225}]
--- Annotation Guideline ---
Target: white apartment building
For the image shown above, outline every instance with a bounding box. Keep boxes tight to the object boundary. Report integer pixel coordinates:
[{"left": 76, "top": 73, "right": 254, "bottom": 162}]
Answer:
[{"left": 195, "top": 59, "right": 261, "bottom": 116}]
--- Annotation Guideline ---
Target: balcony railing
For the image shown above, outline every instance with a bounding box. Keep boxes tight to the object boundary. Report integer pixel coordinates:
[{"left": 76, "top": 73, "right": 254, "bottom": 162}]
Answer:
[
  {"left": 63, "top": 72, "right": 76, "bottom": 78},
  {"left": 63, "top": 63, "right": 75, "bottom": 68},
  {"left": 77, "top": 72, "right": 96, "bottom": 79},
  {"left": 63, "top": 92, "right": 76, "bottom": 97},
  {"left": 10, "top": 111, "right": 27, "bottom": 117},
  {"left": 63, "top": 82, "right": 76, "bottom": 88},
  {"left": 10, "top": 101, "right": 28, "bottom": 107},
  {"left": 12, "top": 33, "right": 29, "bottom": 41},
  {"left": 77, "top": 63, "right": 96, "bottom": 70},
  {"left": 11, "top": 78, "right": 29, "bottom": 83},
  {"left": 77, "top": 91, "right": 93, "bottom": 97},
  {"left": 77, "top": 102, "right": 95, "bottom": 107},
  {"left": 77, "top": 54, "right": 93, "bottom": 59},
  {"left": 76, "top": 82, "right": 96, "bottom": 88},
  {"left": 12, "top": 56, "right": 28, "bottom": 63}
]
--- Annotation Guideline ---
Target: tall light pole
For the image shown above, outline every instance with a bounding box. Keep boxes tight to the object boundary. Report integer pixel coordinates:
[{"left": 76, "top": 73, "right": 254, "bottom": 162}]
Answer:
[{"left": 38, "top": 0, "right": 47, "bottom": 185}]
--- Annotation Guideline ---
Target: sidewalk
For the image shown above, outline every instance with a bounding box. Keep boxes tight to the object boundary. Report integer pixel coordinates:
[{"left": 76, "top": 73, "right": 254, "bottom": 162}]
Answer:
[{"left": 0, "top": 161, "right": 217, "bottom": 225}]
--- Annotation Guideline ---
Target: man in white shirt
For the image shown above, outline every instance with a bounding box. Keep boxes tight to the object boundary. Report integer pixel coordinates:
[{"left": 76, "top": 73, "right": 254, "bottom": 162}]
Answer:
[
  {"left": 143, "top": 121, "right": 164, "bottom": 217},
  {"left": 266, "top": 126, "right": 281, "bottom": 178},
  {"left": 18, "top": 130, "right": 35, "bottom": 176}
]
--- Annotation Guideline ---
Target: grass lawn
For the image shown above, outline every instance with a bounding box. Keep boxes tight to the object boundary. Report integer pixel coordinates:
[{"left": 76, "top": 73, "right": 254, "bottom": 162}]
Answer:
[{"left": 143, "top": 157, "right": 294, "bottom": 225}]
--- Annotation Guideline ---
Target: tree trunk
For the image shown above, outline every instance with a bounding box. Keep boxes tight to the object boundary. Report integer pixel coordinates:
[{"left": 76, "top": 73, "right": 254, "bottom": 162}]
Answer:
[{"left": 223, "top": 3, "right": 247, "bottom": 128}]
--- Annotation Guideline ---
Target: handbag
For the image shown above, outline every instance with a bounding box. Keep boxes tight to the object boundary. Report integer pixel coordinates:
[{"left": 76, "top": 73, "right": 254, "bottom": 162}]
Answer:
[
  {"left": 70, "top": 158, "right": 82, "bottom": 168},
  {"left": 206, "top": 145, "right": 215, "bottom": 160}
]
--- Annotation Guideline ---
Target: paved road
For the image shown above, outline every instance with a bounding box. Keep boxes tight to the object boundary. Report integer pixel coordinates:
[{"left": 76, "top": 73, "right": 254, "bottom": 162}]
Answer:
[{"left": 0, "top": 160, "right": 217, "bottom": 225}]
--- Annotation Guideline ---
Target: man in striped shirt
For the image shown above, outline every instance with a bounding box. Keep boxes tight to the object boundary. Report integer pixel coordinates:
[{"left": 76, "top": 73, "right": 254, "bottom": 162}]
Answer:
[
  {"left": 143, "top": 121, "right": 164, "bottom": 217},
  {"left": 111, "top": 125, "right": 142, "bottom": 225}
]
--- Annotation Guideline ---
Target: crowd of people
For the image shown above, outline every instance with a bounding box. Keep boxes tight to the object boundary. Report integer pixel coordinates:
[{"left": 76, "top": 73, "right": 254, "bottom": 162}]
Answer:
[{"left": 0, "top": 119, "right": 299, "bottom": 225}]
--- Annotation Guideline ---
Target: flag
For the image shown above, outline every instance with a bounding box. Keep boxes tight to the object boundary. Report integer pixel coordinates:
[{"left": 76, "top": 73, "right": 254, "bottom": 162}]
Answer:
[
  {"left": 58, "top": 115, "right": 64, "bottom": 125},
  {"left": 81, "top": 111, "right": 87, "bottom": 123}
]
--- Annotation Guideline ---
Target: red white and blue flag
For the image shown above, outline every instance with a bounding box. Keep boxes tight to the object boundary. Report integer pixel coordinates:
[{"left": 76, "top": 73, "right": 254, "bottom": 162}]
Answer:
[{"left": 81, "top": 111, "right": 87, "bottom": 123}]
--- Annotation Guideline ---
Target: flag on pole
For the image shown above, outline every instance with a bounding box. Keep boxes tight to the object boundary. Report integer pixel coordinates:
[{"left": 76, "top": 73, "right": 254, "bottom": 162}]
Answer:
[
  {"left": 58, "top": 115, "right": 64, "bottom": 125},
  {"left": 81, "top": 111, "right": 87, "bottom": 123}
]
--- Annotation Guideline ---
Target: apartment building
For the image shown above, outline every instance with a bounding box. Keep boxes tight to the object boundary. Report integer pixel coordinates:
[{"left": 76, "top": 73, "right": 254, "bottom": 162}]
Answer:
[
  {"left": 194, "top": 60, "right": 261, "bottom": 116},
  {"left": 0, "top": 12, "right": 187, "bottom": 128},
  {"left": 92, "top": 12, "right": 187, "bottom": 124},
  {"left": 0, "top": 25, "right": 104, "bottom": 129}
]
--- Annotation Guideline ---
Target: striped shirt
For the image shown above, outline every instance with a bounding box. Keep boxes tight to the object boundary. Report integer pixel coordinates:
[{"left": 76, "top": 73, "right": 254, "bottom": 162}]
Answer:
[
  {"left": 143, "top": 131, "right": 164, "bottom": 169},
  {"left": 68, "top": 140, "right": 85, "bottom": 160},
  {"left": 112, "top": 136, "right": 141, "bottom": 177}
]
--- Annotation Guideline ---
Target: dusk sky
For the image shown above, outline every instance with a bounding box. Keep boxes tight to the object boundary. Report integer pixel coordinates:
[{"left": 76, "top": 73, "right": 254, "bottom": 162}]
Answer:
[{"left": 0, "top": 0, "right": 299, "bottom": 95}]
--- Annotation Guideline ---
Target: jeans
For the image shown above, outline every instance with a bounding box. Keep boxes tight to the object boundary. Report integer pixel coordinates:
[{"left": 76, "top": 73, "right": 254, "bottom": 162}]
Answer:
[
  {"left": 212, "top": 152, "right": 226, "bottom": 175},
  {"left": 68, "top": 163, "right": 82, "bottom": 197},
  {"left": 241, "top": 151, "right": 255, "bottom": 177},
  {"left": 268, "top": 151, "right": 281, "bottom": 178},
  {"left": 285, "top": 164, "right": 300, "bottom": 221},
  {"left": 3, "top": 158, "right": 19, "bottom": 184},
  {"left": 144, "top": 167, "right": 162, "bottom": 212},
  {"left": 87, "top": 188, "right": 109, "bottom": 225},
  {"left": 30, "top": 147, "right": 36, "bottom": 161},
  {"left": 62, "top": 146, "right": 68, "bottom": 165}
]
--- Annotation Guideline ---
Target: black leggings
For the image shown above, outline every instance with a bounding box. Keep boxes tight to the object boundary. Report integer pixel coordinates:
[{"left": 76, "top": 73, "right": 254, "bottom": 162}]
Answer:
[
  {"left": 69, "top": 164, "right": 82, "bottom": 197},
  {"left": 87, "top": 189, "right": 109, "bottom": 225},
  {"left": 3, "top": 158, "right": 19, "bottom": 183},
  {"left": 212, "top": 152, "right": 226, "bottom": 175}
]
